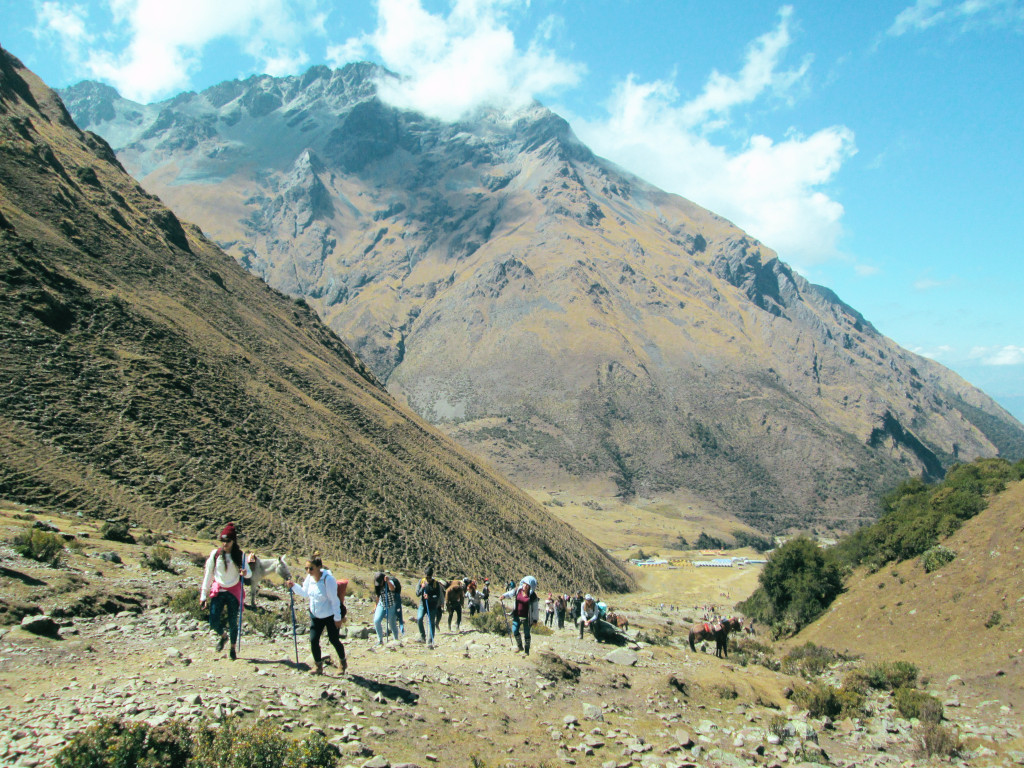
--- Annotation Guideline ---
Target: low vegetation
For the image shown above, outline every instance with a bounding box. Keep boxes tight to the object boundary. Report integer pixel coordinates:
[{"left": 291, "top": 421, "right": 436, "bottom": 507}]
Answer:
[
  {"left": 920, "top": 545, "right": 956, "bottom": 573},
  {"left": 54, "top": 716, "right": 337, "bottom": 768},
  {"left": 100, "top": 521, "right": 135, "bottom": 544},
  {"left": 894, "top": 686, "right": 943, "bottom": 723},
  {"left": 11, "top": 528, "right": 65, "bottom": 566},
  {"left": 140, "top": 546, "right": 175, "bottom": 572}
]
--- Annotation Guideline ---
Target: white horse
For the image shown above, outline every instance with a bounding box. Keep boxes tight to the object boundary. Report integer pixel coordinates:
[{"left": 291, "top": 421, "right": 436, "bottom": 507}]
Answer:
[{"left": 247, "top": 555, "right": 291, "bottom": 608}]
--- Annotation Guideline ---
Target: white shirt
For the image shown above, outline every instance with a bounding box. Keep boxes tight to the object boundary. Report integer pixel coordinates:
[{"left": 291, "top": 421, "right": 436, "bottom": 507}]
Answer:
[
  {"left": 200, "top": 547, "right": 252, "bottom": 601},
  {"left": 291, "top": 569, "right": 342, "bottom": 621}
]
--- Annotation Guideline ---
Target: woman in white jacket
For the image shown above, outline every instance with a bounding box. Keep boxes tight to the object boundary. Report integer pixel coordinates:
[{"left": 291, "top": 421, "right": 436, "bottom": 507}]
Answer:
[
  {"left": 199, "top": 522, "right": 254, "bottom": 659},
  {"left": 286, "top": 553, "right": 347, "bottom": 675}
]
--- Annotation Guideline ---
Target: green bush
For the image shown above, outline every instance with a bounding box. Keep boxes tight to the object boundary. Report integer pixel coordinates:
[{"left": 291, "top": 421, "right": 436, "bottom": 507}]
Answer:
[
  {"left": 918, "top": 722, "right": 961, "bottom": 757},
  {"left": 985, "top": 611, "right": 1002, "bottom": 628},
  {"left": 737, "top": 537, "right": 843, "bottom": 636},
  {"left": 470, "top": 604, "right": 514, "bottom": 636},
  {"left": 246, "top": 608, "right": 283, "bottom": 640},
  {"left": 12, "top": 528, "right": 65, "bottom": 566},
  {"left": 767, "top": 714, "right": 788, "bottom": 742},
  {"left": 921, "top": 545, "right": 956, "bottom": 573},
  {"left": 895, "top": 686, "right": 943, "bottom": 723},
  {"left": 864, "top": 660, "right": 918, "bottom": 691},
  {"left": 100, "top": 521, "right": 135, "bottom": 544},
  {"left": 141, "top": 546, "right": 175, "bottom": 572},
  {"left": 167, "top": 588, "right": 208, "bottom": 622},
  {"left": 730, "top": 636, "right": 780, "bottom": 671},
  {"left": 56, "top": 717, "right": 338, "bottom": 768},
  {"left": 782, "top": 642, "right": 844, "bottom": 679},
  {"left": 791, "top": 682, "right": 843, "bottom": 718},
  {"left": 54, "top": 718, "right": 191, "bottom": 768}
]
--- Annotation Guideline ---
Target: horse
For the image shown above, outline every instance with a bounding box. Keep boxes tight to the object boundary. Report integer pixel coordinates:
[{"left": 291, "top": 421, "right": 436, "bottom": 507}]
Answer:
[
  {"left": 445, "top": 580, "right": 465, "bottom": 631},
  {"left": 606, "top": 612, "right": 630, "bottom": 631},
  {"left": 246, "top": 555, "right": 291, "bottom": 608},
  {"left": 688, "top": 617, "right": 743, "bottom": 658}
]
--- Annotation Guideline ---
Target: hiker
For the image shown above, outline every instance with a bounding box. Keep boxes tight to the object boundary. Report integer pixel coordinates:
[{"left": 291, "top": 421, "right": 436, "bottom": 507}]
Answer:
[
  {"left": 416, "top": 565, "right": 443, "bottom": 648},
  {"left": 578, "top": 594, "right": 613, "bottom": 642},
  {"left": 445, "top": 578, "right": 465, "bottom": 632},
  {"left": 481, "top": 579, "right": 490, "bottom": 611},
  {"left": 570, "top": 591, "right": 584, "bottom": 623},
  {"left": 373, "top": 571, "right": 402, "bottom": 647},
  {"left": 199, "top": 523, "right": 255, "bottom": 660},
  {"left": 555, "top": 593, "right": 567, "bottom": 629},
  {"left": 544, "top": 594, "right": 555, "bottom": 627},
  {"left": 467, "top": 580, "right": 483, "bottom": 617},
  {"left": 502, "top": 576, "right": 539, "bottom": 655},
  {"left": 286, "top": 553, "right": 346, "bottom": 675}
]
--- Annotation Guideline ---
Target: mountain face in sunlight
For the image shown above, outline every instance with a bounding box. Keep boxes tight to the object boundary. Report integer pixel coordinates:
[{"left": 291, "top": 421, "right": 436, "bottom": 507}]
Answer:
[{"left": 60, "top": 64, "right": 1024, "bottom": 532}]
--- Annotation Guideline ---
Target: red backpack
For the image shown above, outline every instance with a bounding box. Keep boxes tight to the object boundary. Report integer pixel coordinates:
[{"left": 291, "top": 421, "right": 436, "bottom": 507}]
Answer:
[{"left": 337, "top": 578, "right": 349, "bottom": 619}]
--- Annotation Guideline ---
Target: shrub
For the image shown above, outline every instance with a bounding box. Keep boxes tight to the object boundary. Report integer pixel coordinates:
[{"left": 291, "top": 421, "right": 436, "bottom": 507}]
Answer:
[
  {"left": 791, "top": 682, "right": 842, "bottom": 718},
  {"left": 138, "top": 531, "right": 164, "bottom": 546},
  {"left": 864, "top": 660, "right": 918, "bottom": 691},
  {"left": 12, "top": 528, "right": 65, "bottom": 566},
  {"left": 921, "top": 545, "right": 956, "bottom": 573},
  {"left": 470, "top": 604, "right": 514, "bottom": 636},
  {"left": 283, "top": 731, "right": 337, "bottom": 768},
  {"left": 767, "top": 714, "right": 788, "bottom": 742},
  {"left": 246, "top": 608, "right": 283, "bottom": 640},
  {"left": 895, "top": 686, "right": 943, "bottom": 723},
  {"left": 730, "top": 636, "right": 780, "bottom": 671},
  {"left": 918, "top": 722, "right": 961, "bottom": 758},
  {"left": 985, "top": 611, "right": 1002, "bottom": 628},
  {"left": 167, "top": 588, "right": 207, "bottom": 622},
  {"left": 54, "top": 718, "right": 191, "bottom": 768},
  {"left": 141, "top": 546, "right": 175, "bottom": 572},
  {"left": 100, "top": 521, "right": 134, "bottom": 543},
  {"left": 782, "top": 642, "right": 843, "bottom": 679},
  {"left": 192, "top": 718, "right": 290, "bottom": 768}
]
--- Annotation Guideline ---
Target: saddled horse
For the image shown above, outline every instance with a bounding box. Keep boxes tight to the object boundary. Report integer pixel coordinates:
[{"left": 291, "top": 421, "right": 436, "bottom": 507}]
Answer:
[
  {"left": 246, "top": 555, "right": 291, "bottom": 608},
  {"left": 688, "top": 617, "right": 743, "bottom": 658}
]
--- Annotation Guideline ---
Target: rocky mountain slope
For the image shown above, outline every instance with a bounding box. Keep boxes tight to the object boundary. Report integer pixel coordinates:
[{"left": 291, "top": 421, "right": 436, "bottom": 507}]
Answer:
[
  {"left": 0, "top": 48, "right": 631, "bottom": 591},
  {"left": 59, "top": 66, "right": 1024, "bottom": 533},
  {"left": 795, "top": 478, "right": 1024, "bottom": 709}
]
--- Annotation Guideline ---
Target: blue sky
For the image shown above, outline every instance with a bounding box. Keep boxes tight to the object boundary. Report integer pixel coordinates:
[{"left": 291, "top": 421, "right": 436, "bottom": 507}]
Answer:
[{"left": 4, "top": 0, "right": 1023, "bottom": 421}]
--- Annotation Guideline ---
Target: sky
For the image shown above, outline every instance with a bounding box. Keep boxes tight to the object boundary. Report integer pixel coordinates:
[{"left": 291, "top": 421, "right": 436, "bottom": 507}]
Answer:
[{"left": 4, "top": 0, "right": 1023, "bottom": 422}]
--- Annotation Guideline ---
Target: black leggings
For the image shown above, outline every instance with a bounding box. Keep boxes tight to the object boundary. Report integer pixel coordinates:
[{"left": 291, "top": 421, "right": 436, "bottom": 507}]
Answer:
[{"left": 310, "top": 615, "right": 346, "bottom": 666}]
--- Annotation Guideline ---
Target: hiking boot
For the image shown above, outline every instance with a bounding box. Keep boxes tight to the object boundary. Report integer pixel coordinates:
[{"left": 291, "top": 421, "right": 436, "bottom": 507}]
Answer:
[
  {"left": 340, "top": 657, "right": 347, "bottom": 674},
  {"left": 427, "top": 642, "right": 434, "bottom": 650},
  {"left": 229, "top": 646, "right": 236, "bottom": 660},
  {"left": 313, "top": 663, "right": 323, "bottom": 675},
  {"left": 216, "top": 632, "right": 228, "bottom": 652}
]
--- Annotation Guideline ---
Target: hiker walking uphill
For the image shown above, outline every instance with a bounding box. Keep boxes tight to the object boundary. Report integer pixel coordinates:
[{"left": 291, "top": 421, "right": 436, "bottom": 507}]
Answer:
[
  {"left": 416, "top": 565, "right": 442, "bottom": 649},
  {"left": 286, "top": 553, "right": 346, "bottom": 675},
  {"left": 373, "top": 572, "right": 402, "bottom": 648},
  {"left": 199, "top": 523, "right": 254, "bottom": 660},
  {"left": 502, "top": 576, "right": 539, "bottom": 655}
]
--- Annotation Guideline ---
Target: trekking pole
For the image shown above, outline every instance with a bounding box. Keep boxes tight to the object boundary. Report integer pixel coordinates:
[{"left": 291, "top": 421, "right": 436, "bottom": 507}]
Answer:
[
  {"left": 424, "top": 597, "right": 432, "bottom": 646},
  {"left": 237, "top": 586, "right": 244, "bottom": 655},
  {"left": 498, "top": 598, "right": 516, "bottom": 648},
  {"left": 289, "top": 589, "right": 299, "bottom": 665}
]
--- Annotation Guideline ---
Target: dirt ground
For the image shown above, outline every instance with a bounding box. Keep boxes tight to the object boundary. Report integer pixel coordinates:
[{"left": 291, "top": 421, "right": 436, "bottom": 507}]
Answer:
[{"left": 1, "top": 503, "right": 1021, "bottom": 768}]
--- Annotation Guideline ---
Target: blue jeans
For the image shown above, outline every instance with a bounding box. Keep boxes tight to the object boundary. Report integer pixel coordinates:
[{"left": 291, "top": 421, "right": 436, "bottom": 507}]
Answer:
[
  {"left": 373, "top": 597, "right": 400, "bottom": 643},
  {"left": 209, "top": 591, "right": 239, "bottom": 645},
  {"left": 511, "top": 614, "right": 531, "bottom": 654},
  {"left": 417, "top": 602, "right": 436, "bottom": 644}
]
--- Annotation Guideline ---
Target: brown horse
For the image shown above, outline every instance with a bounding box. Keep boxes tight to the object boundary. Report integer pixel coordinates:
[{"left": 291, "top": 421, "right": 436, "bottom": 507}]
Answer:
[
  {"left": 606, "top": 612, "right": 629, "bottom": 631},
  {"left": 688, "top": 617, "right": 743, "bottom": 657}
]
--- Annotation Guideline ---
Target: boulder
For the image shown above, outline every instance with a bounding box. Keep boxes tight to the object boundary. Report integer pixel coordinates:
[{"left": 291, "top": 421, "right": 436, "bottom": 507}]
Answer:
[{"left": 20, "top": 615, "right": 60, "bottom": 638}]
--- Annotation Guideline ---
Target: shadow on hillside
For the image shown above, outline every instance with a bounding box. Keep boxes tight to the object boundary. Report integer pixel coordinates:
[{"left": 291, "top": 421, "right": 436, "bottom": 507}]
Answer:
[
  {"left": 0, "top": 566, "right": 46, "bottom": 586},
  {"left": 345, "top": 673, "right": 419, "bottom": 705},
  {"left": 240, "top": 656, "right": 311, "bottom": 672}
]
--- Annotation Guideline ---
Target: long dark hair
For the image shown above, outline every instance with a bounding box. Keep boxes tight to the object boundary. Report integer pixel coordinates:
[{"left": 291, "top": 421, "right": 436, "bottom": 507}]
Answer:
[{"left": 219, "top": 538, "right": 243, "bottom": 570}]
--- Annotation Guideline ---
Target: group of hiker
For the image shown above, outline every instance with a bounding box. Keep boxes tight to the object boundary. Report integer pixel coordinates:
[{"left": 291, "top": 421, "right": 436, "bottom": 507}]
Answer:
[{"left": 200, "top": 523, "right": 619, "bottom": 674}]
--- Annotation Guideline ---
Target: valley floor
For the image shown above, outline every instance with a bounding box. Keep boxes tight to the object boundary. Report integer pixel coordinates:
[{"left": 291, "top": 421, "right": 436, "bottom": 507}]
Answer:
[{"left": 0, "top": 508, "right": 1022, "bottom": 768}]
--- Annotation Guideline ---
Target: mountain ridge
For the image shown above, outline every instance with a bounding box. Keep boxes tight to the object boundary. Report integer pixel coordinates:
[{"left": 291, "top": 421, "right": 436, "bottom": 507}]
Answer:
[
  {"left": 0, "top": 47, "right": 632, "bottom": 591},
  {"left": 58, "top": 65, "right": 1024, "bottom": 532}
]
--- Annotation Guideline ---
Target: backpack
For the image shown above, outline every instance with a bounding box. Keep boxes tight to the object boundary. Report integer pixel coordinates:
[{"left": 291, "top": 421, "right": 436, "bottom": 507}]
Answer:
[
  {"left": 596, "top": 601, "right": 608, "bottom": 619},
  {"left": 336, "top": 578, "right": 349, "bottom": 619},
  {"left": 529, "top": 593, "right": 541, "bottom": 623}
]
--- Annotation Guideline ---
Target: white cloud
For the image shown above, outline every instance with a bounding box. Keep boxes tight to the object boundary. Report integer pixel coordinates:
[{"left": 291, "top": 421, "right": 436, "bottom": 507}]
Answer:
[
  {"left": 913, "top": 276, "right": 956, "bottom": 291},
  {"left": 854, "top": 264, "right": 880, "bottom": 276},
  {"left": 40, "top": 0, "right": 325, "bottom": 102},
  {"left": 969, "top": 345, "right": 1024, "bottom": 365},
  {"left": 573, "top": 8, "right": 855, "bottom": 267},
  {"left": 342, "top": 0, "right": 584, "bottom": 122},
  {"left": 912, "top": 344, "right": 955, "bottom": 359},
  {"left": 888, "top": 0, "right": 1024, "bottom": 36},
  {"left": 35, "top": 1, "right": 92, "bottom": 46}
]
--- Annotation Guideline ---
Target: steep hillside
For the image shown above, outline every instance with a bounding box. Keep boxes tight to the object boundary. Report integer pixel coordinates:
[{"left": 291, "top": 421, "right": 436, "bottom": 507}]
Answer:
[
  {"left": 795, "top": 479, "right": 1024, "bottom": 707},
  {"left": 59, "top": 67, "right": 1024, "bottom": 532},
  {"left": 0, "top": 49, "right": 632, "bottom": 591}
]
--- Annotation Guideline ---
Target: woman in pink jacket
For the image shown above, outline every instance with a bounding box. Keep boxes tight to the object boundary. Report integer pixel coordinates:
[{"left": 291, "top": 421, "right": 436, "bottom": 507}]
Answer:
[{"left": 199, "top": 523, "right": 254, "bottom": 659}]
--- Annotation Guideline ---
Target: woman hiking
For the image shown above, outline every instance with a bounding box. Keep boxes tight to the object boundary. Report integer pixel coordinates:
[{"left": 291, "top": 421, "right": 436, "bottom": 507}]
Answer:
[
  {"left": 199, "top": 523, "right": 255, "bottom": 660},
  {"left": 286, "top": 553, "right": 347, "bottom": 675},
  {"left": 416, "top": 565, "right": 442, "bottom": 649},
  {"left": 502, "top": 576, "right": 539, "bottom": 655},
  {"left": 373, "top": 571, "right": 402, "bottom": 647}
]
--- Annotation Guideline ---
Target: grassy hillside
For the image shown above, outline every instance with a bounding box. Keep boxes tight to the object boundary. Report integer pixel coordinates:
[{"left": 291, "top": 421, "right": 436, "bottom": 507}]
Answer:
[{"left": 0, "top": 48, "right": 632, "bottom": 592}]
